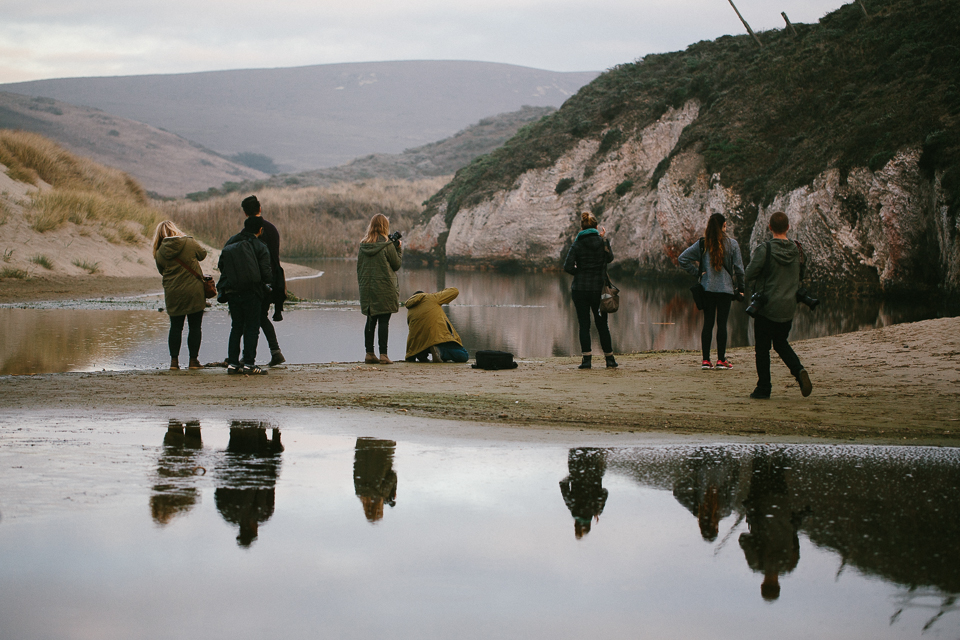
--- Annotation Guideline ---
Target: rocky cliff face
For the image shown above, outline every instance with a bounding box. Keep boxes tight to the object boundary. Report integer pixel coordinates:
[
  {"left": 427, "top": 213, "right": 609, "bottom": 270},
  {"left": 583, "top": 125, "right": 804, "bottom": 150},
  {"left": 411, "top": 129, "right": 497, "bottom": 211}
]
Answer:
[{"left": 408, "top": 99, "right": 960, "bottom": 295}]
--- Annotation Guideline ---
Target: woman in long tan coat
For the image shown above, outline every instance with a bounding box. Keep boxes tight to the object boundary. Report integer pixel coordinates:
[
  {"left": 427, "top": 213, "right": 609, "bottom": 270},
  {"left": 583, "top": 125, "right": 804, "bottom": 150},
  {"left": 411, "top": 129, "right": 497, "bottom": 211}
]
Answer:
[{"left": 153, "top": 220, "right": 207, "bottom": 370}]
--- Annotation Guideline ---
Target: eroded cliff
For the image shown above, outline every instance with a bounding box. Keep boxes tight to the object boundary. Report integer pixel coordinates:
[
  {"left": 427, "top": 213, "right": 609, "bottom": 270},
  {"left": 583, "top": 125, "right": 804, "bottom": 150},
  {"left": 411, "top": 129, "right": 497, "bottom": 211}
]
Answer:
[{"left": 408, "top": 0, "right": 960, "bottom": 295}]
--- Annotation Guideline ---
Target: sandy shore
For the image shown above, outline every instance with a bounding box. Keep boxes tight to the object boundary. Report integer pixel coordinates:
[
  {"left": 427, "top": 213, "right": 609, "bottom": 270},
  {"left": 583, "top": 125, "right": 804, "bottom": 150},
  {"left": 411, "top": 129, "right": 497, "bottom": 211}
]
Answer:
[{"left": 1, "top": 295, "right": 957, "bottom": 443}]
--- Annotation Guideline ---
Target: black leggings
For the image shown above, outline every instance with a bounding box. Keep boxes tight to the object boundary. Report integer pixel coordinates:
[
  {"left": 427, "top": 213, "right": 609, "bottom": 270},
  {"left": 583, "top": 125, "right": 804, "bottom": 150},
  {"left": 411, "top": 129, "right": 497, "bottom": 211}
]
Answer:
[
  {"left": 701, "top": 292, "right": 733, "bottom": 361},
  {"left": 364, "top": 314, "right": 391, "bottom": 354},
  {"left": 169, "top": 310, "right": 203, "bottom": 359},
  {"left": 571, "top": 290, "right": 613, "bottom": 354}
]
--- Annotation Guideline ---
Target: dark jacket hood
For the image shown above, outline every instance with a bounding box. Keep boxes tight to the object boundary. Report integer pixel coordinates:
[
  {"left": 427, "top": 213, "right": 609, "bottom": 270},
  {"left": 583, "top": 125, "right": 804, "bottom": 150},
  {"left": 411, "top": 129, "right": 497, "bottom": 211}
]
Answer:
[
  {"left": 359, "top": 240, "right": 392, "bottom": 257},
  {"left": 157, "top": 236, "right": 189, "bottom": 260},
  {"left": 768, "top": 238, "right": 800, "bottom": 266}
]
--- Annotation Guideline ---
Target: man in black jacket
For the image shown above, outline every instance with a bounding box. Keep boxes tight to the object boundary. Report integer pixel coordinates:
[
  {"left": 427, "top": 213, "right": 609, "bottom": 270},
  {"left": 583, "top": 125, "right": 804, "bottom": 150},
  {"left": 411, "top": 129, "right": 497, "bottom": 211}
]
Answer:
[
  {"left": 241, "top": 195, "right": 286, "bottom": 366},
  {"left": 218, "top": 216, "right": 272, "bottom": 375}
]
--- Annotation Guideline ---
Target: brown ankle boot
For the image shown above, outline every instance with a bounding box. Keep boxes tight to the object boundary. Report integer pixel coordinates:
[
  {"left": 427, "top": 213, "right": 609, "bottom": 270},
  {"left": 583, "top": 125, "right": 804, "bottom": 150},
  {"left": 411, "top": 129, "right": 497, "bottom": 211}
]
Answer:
[
  {"left": 365, "top": 352, "right": 379, "bottom": 364},
  {"left": 170, "top": 357, "right": 180, "bottom": 370},
  {"left": 379, "top": 354, "right": 393, "bottom": 365},
  {"left": 188, "top": 358, "right": 203, "bottom": 370}
]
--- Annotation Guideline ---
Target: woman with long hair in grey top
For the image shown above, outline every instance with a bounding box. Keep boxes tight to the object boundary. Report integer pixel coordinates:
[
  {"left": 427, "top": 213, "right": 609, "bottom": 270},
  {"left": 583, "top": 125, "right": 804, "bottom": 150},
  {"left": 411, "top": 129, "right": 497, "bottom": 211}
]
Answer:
[{"left": 678, "top": 213, "right": 745, "bottom": 370}]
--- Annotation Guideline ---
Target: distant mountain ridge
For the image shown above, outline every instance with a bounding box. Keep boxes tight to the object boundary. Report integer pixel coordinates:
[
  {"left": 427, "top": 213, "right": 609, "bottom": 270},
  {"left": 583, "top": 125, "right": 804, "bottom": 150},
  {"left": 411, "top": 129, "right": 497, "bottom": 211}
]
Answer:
[
  {"left": 194, "top": 105, "right": 557, "bottom": 198},
  {"left": 0, "top": 61, "right": 598, "bottom": 173}
]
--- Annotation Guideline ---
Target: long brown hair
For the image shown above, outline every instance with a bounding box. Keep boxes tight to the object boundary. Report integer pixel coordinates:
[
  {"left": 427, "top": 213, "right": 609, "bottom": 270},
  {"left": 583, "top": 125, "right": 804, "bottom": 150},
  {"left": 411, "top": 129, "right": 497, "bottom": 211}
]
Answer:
[
  {"left": 704, "top": 213, "right": 726, "bottom": 272},
  {"left": 361, "top": 214, "right": 389, "bottom": 243},
  {"left": 152, "top": 220, "right": 186, "bottom": 257}
]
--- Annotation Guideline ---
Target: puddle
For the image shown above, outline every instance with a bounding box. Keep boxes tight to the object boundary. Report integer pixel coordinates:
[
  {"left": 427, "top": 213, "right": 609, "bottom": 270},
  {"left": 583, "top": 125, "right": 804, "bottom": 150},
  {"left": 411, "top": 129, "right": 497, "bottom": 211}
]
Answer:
[{"left": 0, "top": 411, "right": 957, "bottom": 639}]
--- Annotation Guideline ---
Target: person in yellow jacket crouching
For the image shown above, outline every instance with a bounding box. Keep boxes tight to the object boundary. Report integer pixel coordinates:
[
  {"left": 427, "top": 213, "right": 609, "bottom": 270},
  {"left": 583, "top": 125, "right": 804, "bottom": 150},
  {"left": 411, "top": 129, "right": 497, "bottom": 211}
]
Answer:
[{"left": 404, "top": 288, "right": 469, "bottom": 363}]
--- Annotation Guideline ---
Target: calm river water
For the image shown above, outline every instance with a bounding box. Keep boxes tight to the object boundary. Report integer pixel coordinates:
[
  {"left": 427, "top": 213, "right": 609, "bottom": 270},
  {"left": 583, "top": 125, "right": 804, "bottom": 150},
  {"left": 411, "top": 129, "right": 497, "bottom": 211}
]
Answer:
[
  {"left": 0, "top": 258, "right": 955, "bottom": 374},
  {"left": 0, "top": 411, "right": 957, "bottom": 639}
]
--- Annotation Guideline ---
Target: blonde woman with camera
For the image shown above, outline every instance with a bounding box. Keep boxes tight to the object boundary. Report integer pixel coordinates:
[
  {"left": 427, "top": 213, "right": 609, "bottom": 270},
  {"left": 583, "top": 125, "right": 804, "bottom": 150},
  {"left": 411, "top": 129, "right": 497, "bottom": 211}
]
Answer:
[{"left": 357, "top": 214, "right": 402, "bottom": 364}]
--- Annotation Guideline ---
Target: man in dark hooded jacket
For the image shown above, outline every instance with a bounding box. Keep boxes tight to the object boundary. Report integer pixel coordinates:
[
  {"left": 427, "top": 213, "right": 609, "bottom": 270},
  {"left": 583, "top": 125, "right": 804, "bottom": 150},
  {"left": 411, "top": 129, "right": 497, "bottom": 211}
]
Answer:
[
  {"left": 218, "top": 216, "right": 272, "bottom": 374},
  {"left": 744, "top": 211, "right": 812, "bottom": 399}
]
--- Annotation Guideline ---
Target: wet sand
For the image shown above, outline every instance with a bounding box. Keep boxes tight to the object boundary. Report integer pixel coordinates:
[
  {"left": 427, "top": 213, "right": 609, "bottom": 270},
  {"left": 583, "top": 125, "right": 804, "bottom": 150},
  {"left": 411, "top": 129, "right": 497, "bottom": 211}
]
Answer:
[{"left": 1, "top": 303, "right": 957, "bottom": 443}]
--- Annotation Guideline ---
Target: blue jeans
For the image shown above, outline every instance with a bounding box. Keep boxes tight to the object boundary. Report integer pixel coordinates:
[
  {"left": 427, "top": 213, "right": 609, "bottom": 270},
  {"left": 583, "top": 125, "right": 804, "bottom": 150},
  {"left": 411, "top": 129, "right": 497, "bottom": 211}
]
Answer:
[
  {"left": 228, "top": 290, "right": 262, "bottom": 366},
  {"left": 436, "top": 342, "right": 469, "bottom": 362}
]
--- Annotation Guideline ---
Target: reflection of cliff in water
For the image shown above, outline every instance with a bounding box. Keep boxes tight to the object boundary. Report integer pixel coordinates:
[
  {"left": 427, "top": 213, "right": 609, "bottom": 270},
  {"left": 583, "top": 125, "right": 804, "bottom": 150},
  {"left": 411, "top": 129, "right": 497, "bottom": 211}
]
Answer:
[
  {"left": 559, "top": 448, "right": 608, "bottom": 539},
  {"left": 286, "top": 260, "right": 956, "bottom": 357},
  {"left": 215, "top": 422, "right": 283, "bottom": 547},
  {"left": 353, "top": 438, "right": 397, "bottom": 523},
  {"left": 150, "top": 420, "right": 205, "bottom": 526},
  {"left": 607, "top": 445, "right": 960, "bottom": 595},
  {"left": 0, "top": 308, "right": 168, "bottom": 375}
]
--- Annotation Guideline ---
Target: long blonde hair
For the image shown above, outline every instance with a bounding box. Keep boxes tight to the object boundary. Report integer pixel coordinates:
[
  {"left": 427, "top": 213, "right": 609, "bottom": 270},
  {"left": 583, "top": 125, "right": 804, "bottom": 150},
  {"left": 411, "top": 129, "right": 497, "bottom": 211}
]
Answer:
[
  {"left": 361, "top": 214, "right": 390, "bottom": 243},
  {"left": 153, "top": 220, "right": 186, "bottom": 257}
]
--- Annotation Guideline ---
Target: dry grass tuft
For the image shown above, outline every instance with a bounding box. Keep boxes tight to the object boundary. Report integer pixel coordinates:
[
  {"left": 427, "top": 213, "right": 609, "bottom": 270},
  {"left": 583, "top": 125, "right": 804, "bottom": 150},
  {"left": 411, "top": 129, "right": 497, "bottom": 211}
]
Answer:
[
  {"left": 30, "top": 254, "right": 54, "bottom": 270},
  {"left": 0, "top": 266, "right": 28, "bottom": 279},
  {"left": 0, "top": 130, "right": 161, "bottom": 241},
  {"left": 162, "top": 177, "right": 449, "bottom": 258}
]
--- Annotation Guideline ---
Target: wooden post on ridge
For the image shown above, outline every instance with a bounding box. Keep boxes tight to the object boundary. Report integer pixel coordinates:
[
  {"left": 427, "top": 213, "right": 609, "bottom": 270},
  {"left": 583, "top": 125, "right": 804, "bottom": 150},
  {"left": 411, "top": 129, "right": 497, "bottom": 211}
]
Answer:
[
  {"left": 727, "top": 0, "right": 763, "bottom": 47},
  {"left": 781, "top": 12, "right": 797, "bottom": 36}
]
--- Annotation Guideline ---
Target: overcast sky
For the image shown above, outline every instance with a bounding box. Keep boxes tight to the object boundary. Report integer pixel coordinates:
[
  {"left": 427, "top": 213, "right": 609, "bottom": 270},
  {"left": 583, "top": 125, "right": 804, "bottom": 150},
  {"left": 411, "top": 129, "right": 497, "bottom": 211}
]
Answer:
[{"left": 1, "top": 0, "right": 849, "bottom": 83}]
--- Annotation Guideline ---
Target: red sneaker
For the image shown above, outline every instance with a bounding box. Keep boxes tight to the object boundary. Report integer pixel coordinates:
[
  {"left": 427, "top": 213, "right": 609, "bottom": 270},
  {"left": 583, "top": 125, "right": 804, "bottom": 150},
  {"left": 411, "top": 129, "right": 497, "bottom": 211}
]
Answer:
[
  {"left": 716, "top": 360, "right": 733, "bottom": 370},
  {"left": 701, "top": 360, "right": 713, "bottom": 370}
]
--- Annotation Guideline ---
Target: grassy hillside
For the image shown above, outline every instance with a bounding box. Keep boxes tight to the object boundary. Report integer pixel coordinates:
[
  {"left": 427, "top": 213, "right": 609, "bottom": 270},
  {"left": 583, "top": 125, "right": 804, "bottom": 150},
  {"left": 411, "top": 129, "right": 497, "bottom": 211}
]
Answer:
[
  {"left": 0, "top": 130, "right": 161, "bottom": 239},
  {"left": 164, "top": 178, "right": 447, "bottom": 259},
  {"left": 184, "top": 106, "right": 555, "bottom": 201},
  {"left": 425, "top": 0, "right": 960, "bottom": 240},
  {"left": 0, "top": 92, "right": 269, "bottom": 197}
]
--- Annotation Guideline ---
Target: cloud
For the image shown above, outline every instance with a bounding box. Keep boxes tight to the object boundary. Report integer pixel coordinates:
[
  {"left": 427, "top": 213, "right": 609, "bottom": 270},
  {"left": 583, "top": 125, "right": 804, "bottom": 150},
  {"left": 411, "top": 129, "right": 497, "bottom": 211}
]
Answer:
[{"left": 0, "top": 0, "right": 848, "bottom": 82}]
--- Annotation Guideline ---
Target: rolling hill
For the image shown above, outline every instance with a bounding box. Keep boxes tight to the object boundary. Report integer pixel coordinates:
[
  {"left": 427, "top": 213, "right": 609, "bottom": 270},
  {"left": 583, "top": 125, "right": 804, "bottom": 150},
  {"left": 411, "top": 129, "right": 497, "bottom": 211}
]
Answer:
[
  {"left": 1, "top": 61, "right": 598, "bottom": 173},
  {"left": 0, "top": 91, "right": 268, "bottom": 197}
]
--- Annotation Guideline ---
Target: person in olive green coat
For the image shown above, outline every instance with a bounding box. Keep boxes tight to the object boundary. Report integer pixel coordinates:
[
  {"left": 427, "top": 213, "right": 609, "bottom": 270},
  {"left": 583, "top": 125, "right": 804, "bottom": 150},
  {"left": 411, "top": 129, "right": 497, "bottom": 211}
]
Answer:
[
  {"left": 154, "top": 220, "right": 207, "bottom": 371},
  {"left": 357, "top": 214, "right": 402, "bottom": 364}
]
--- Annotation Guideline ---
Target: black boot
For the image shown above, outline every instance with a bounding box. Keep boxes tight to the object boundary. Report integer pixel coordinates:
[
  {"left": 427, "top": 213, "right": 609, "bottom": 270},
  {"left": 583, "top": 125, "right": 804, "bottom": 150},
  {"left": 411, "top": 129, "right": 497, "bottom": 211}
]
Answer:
[
  {"left": 605, "top": 354, "right": 618, "bottom": 368},
  {"left": 578, "top": 355, "right": 592, "bottom": 369}
]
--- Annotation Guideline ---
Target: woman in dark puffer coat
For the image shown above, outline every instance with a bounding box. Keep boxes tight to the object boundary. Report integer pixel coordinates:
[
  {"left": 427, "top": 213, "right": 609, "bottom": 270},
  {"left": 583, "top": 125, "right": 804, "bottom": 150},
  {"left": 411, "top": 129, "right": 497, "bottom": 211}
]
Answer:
[{"left": 563, "top": 211, "right": 617, "bottom": 369}]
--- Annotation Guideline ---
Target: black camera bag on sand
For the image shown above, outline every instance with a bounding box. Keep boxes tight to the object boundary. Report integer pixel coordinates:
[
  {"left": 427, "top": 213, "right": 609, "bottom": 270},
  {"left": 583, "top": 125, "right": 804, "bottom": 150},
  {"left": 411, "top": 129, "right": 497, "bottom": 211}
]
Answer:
[{"left": 471, "top": 350, "right": 518, "bottom": 370}]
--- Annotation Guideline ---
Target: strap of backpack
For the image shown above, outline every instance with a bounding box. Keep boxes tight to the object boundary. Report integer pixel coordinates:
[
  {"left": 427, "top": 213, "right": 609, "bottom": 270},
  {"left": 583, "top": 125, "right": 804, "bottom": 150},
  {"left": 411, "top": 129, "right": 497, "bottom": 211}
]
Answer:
[{"left": 173, "top": 257, "right": 204, "bottom": 283}]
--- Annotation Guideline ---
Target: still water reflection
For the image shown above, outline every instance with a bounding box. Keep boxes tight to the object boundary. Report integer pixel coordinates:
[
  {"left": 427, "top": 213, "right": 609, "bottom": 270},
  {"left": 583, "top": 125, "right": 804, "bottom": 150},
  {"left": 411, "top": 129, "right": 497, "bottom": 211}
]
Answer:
[
  {"left": 1, "top": 413, "right": 957, "bottom": 639},
  {"left": 1, "top": 259, "right": 955, "bottom": 374}
]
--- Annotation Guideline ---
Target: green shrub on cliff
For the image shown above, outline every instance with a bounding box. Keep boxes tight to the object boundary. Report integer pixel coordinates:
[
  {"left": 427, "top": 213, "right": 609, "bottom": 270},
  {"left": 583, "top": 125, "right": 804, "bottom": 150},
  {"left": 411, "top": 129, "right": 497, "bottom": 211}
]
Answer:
[{"left": 423, "top": 0, "right": 960, "bottom": 232}]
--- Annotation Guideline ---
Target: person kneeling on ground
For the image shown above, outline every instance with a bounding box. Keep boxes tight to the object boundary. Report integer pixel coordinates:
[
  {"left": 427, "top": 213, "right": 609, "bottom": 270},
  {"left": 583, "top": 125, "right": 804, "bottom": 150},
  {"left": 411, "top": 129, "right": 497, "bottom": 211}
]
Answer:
[
  {"left": 403, "top": 288, "right": 469, "bottom": 363},
  {"left": 217, "top": 216, "right": 273, "bottom": 375}
]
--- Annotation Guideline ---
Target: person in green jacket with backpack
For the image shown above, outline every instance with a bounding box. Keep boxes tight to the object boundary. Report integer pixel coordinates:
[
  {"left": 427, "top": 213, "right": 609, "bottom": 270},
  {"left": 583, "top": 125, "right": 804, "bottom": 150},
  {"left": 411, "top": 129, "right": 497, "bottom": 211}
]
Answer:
[
  {"left": 357, "top": 214, "right": 402, "bottom": 364},
  {"left": 744, "top": 211, "right": 813, "bottom": 399}
]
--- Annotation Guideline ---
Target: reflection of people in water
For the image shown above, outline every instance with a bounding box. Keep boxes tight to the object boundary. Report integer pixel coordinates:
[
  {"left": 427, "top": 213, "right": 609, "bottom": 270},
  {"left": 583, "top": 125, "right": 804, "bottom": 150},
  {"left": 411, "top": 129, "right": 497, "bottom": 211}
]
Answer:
[
  {"left": 214, "top": 422, "right": 283, "bottom": 547},
  {"left": 738, "top": 450, "right": 807, "bottom": 601},
  {"left": 353, "top": 438, "right": 397, "bottom": 523},
  {"left": 673, "top": 448, "right": 741, "bottom": 541},
  {"left": 559, "top": 448, "right": 608, "bottom": 539},
  {"left": 150, "top": 419, "right": 204, "bottom": 526}
]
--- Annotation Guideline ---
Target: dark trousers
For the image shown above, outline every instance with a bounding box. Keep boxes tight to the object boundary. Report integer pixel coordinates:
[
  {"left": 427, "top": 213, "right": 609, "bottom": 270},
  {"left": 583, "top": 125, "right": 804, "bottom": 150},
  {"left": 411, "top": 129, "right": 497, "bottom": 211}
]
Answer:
[
  {"left": 169, "top": 310, "right": 203, "bottom": 359},
  {"left": 572, "top": 289, "right": 613, "bottom": 354},
  {"left": 228, "top": 291, "right": 263, "bottom": 366},
  {"left": 701, "top": 292, "right": 733, "bottom": 361},
  {"left": 364, "top": 313, "right": 391, "bottom": 354},
  {"left": 754, "top": 314, "right": 804, "bottom": 393},
  {"left": 260, "top": 299, "right": 280, "bottom": 352}
]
